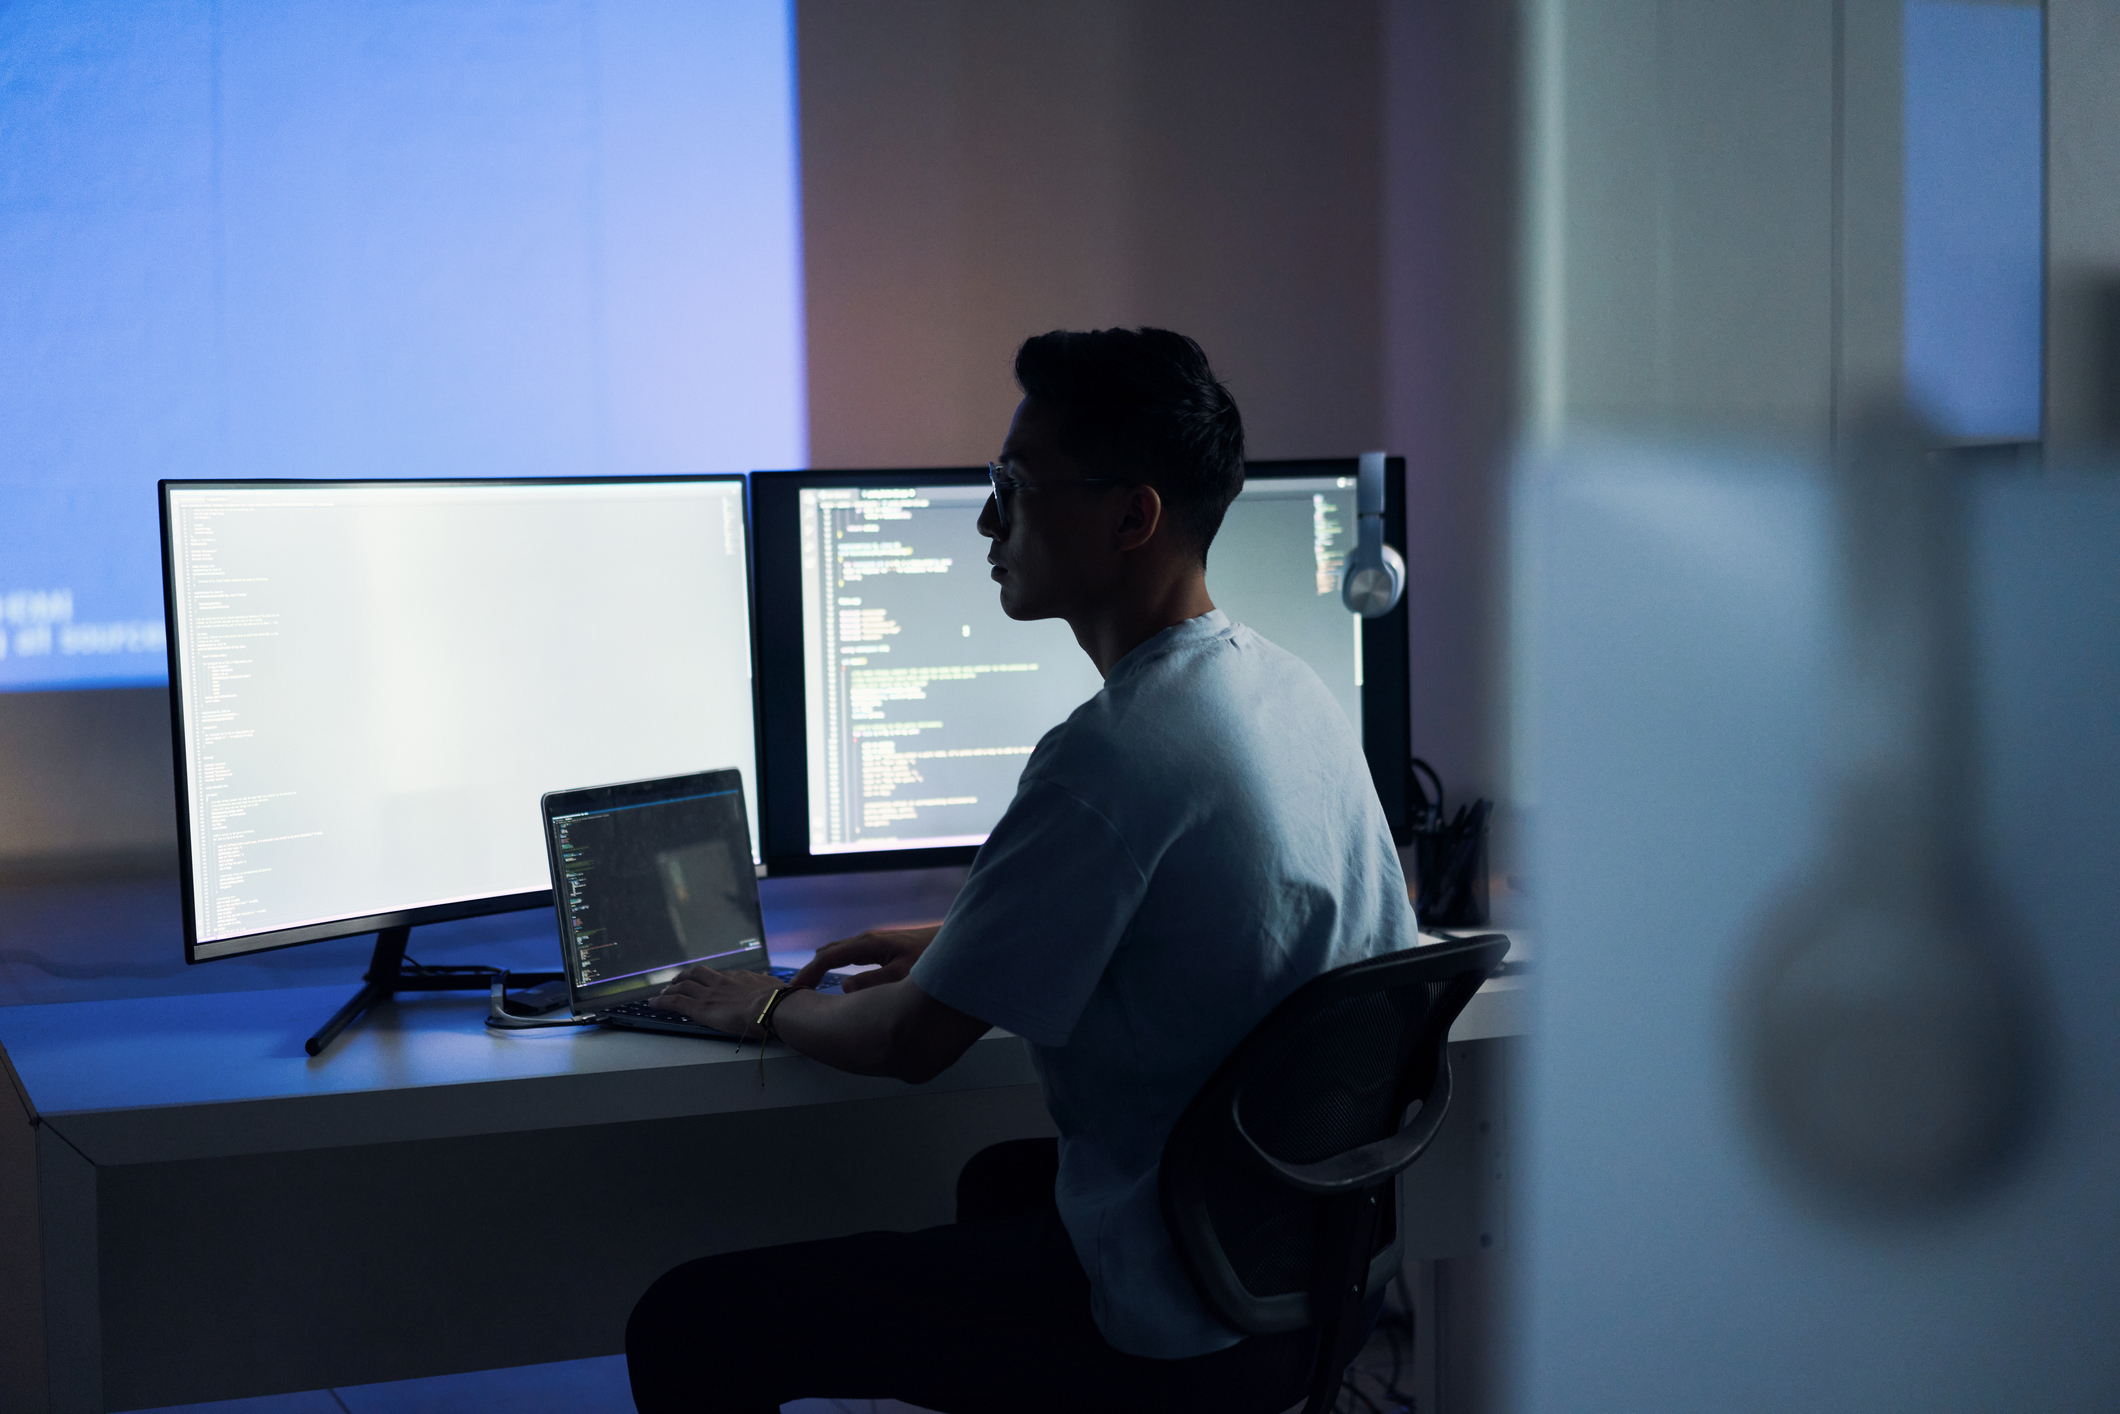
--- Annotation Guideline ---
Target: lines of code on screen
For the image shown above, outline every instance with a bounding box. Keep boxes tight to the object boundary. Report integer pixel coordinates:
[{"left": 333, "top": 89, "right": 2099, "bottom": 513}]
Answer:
[
  {"left": 798, "top": 485, "right": 1104, "bottom": 854},
  {"left": 554, "top": 789, "right": 765, "bottom": 989},
  {"left": 794, "top": 476, "right": 1363, "bottom": 859},
  {"left": 164, "top": 481, "right": 758, "bottom": 954},
  {"left": 1205, "top": 476, "right": 1365, "bottom": 734}
]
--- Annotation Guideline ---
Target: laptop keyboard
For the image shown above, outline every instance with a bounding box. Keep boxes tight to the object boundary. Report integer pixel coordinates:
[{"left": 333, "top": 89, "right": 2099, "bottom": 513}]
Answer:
[
  {"left": 604, "top": 999, "right": 719, "bottom": 1026},
  {"left": 601, "top": 967, "right": 844, "bottom": 1028}
]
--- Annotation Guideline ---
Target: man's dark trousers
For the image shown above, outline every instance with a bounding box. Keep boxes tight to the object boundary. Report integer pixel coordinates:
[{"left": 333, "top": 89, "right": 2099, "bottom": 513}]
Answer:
[{"left": 624, "top": 1137, "right": 1319, "bottom": 1413}]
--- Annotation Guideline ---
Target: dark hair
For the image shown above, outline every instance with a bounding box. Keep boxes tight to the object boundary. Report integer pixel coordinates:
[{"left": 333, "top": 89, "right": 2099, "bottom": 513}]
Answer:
[{"left": 1012, "top": 327, "right": 1246, "bottom": 562}]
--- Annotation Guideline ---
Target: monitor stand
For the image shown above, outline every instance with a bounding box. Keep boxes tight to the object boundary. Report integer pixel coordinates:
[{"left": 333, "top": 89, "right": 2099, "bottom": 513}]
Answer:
[{"left": 305, "top": 925, "right": 564, "bottom": 1057}]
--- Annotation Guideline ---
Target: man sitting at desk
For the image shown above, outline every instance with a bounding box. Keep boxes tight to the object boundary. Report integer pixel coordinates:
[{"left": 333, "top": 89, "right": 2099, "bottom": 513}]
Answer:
[{"left": 628, "top": 327, "right": 1417, "bottom": 1413}]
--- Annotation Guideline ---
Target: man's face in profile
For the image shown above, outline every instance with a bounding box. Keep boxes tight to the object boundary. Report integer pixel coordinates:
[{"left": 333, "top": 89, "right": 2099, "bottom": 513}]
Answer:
[{"left": 979, "top": 396, "right": 1124, "bottom": 622}]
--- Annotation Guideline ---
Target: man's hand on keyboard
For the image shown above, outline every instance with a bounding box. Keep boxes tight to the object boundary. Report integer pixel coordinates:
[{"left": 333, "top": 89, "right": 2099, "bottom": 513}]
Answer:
[
  {"left": 652, "top": 964, "right": 786, "bottom": 1038},
  {"left": 790, "top": 924, "right": 941, "bottom": 993}
]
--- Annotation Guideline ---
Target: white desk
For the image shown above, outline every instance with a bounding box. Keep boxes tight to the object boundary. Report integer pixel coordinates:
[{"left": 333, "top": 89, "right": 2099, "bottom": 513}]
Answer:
[{"left": 0, "top": 941, "right": 1527, "bottom": 1414}]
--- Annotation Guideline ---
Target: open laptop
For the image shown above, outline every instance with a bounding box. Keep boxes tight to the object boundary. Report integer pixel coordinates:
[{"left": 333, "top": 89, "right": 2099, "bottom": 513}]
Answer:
[{"left": 539, "top": 768, "right": 838, "bottom": 1038}]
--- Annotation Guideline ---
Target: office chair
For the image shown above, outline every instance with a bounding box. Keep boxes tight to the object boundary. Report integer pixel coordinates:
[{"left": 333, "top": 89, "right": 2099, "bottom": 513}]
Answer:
[{"left": 1160, "top": 932, "right": 1509, "bottom": 1414}]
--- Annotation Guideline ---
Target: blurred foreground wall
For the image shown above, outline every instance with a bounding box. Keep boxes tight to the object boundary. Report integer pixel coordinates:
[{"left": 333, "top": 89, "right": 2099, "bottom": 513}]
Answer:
[
  {"left": 2047, "top": 0, "right": 2120, "bottom": 456},
  {"left": 1515, "top": 447, "right": 2119, "bottom": 1411}
]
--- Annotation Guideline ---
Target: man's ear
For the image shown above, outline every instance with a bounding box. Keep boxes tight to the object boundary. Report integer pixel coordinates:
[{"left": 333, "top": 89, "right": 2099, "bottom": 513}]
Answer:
[{"left": 1114, "top": 483, "right": 1163, "bottom": 552}]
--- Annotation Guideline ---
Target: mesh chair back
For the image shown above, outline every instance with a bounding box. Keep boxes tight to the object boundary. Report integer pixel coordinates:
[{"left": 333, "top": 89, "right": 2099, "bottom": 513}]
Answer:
[{"left": 1160, "top": 934, "right": 1508, "bottom": 1334}]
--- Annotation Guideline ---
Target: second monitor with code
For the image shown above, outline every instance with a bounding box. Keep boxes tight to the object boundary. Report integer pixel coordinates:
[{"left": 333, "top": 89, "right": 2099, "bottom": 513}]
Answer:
[{"left": 751, "top": 461, "right": 1411, "bottom": 875}]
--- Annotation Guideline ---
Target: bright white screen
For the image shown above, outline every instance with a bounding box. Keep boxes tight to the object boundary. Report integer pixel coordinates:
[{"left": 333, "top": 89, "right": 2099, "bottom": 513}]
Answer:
[{"left": 166, "top": 481, "right": 757, "bottom": 956}]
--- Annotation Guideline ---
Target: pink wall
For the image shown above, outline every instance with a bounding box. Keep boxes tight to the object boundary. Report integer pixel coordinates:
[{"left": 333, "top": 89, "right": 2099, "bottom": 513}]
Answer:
[{"left": 796, "top": 0, "right": 1389, "bottom": 467}]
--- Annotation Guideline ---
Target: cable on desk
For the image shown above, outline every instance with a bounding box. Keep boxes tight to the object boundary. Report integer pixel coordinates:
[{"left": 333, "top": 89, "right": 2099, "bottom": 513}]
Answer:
[
  {"left": 484, "top": 974, "right": 598, "bottom": 1031},
  {"left": 402, "top": 954, "right": 506, "bottom": 977}
]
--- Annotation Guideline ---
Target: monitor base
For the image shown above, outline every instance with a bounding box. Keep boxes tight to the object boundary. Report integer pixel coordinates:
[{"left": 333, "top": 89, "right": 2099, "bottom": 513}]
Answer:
[{"left": 304, "top": 925, "right": 563, "bottom": 1057}]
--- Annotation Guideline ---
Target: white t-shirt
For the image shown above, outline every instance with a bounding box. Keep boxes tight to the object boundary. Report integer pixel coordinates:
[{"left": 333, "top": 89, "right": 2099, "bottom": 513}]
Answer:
[{"left": 911, "top": 609, "right": 1417, "bottom": 1359}]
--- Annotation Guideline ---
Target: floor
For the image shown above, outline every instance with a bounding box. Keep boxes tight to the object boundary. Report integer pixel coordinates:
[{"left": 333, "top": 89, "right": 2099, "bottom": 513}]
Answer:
[
  {"left": 120, "top": 1356, "right": 933, "bottom": 1414},
  {"left": 120, "top": 1303, "right": 1425, "bottom": 1414}
]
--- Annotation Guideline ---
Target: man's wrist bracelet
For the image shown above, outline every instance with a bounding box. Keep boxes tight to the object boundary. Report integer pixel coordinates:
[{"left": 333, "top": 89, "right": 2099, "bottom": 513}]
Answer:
[{"left": 754, "top": 983, "right": 804, "bottom": 1042}]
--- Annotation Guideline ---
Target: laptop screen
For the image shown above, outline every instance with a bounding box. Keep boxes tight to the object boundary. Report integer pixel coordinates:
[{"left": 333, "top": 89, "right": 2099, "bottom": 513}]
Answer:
[{"left": 545, "top": 774, "right": 768, "bottom": 1008}]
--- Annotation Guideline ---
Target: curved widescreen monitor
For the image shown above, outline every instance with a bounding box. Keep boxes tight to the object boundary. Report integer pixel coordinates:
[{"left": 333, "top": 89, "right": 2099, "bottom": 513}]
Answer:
[
  {"left": 160, "top": 477, "right": 760, "bottom": 961},
  {"left": 751, "top": 458, "right": 1410, "bottom": 875}
]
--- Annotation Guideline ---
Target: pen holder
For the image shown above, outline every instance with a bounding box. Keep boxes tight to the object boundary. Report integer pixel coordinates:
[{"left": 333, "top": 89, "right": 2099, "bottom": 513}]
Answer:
[{"left": 1411, "top": 808, "right": 1490, "bottom": 928}]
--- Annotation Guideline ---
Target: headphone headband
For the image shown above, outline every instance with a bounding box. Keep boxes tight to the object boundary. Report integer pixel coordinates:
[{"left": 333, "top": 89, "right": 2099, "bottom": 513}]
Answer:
[{"left": 1358, "top": 450, "right": 1387, "bottom": 517}]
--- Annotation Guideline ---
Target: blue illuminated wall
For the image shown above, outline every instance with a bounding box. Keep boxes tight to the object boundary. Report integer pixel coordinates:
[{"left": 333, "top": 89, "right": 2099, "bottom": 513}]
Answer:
[
  {"left": 1903, "top": 0, "right": 2044, "bottom": 443},
  {"left": 0, "top": 0, "right": 805, "bottom": 691}
]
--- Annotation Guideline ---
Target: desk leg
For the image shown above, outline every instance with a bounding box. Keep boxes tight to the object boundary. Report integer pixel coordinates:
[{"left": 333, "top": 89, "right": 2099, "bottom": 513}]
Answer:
[
  {"left": 1398, "top": 1038, "right": 1518, "bottom": 1414},
  {"left": 2, "top": 1070, "right": 47, "bottom": 1414},
  {"left": 1424, "top": 1250, "right": 1514, "bottom": 1414},
  {"left": 1406, "top": 1256, "right": 1442, "bottom": 1412},
  {"left": 37, "top": 1126, "right": 100, "bottom": 1414}
]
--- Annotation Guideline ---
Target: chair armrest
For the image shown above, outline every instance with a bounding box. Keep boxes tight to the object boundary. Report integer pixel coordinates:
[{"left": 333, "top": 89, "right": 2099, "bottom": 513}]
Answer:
[{"left": 1231, "top": 1064, "right": 1455, "bottom": 1196}]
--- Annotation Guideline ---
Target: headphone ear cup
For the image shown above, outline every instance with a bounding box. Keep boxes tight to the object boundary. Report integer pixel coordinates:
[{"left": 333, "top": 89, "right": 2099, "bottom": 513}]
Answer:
[{"left": 1342, "top": 542, "right": 1405, "bottom": 617}]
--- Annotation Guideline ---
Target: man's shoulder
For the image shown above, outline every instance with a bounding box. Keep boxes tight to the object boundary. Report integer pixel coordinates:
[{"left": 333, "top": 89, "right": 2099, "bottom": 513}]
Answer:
[
  {"left": 1024, "top": 620, "right": 1344, "bottom": 803},
  {"left": 1026, "top": 626, "right": 1228, "bottom": 764}
]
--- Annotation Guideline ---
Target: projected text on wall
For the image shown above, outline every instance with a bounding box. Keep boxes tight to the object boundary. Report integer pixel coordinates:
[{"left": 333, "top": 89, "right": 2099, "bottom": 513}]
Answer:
[{"left": 0, "top": 0, "right": 805, "bottom": 692}]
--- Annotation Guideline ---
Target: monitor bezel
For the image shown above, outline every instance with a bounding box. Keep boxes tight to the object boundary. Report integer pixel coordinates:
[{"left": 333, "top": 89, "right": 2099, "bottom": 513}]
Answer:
[
  {"left": 748, "top": 457, "right": 1411, "bottom": 877},
  {"left": 159, "top": 474, "right": 761, "bottom": 964}
]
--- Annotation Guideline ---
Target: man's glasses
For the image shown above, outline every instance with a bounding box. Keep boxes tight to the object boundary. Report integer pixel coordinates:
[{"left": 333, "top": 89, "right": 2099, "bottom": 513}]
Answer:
[{"left": 985, "top": 461, "right": 1123, "bottom": 533}]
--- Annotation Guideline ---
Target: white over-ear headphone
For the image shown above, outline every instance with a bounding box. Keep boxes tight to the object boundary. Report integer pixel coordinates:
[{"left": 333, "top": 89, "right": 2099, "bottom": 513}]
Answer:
[{"left": 1340, "top": 450, "right": 1405, "bottom": 617}]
